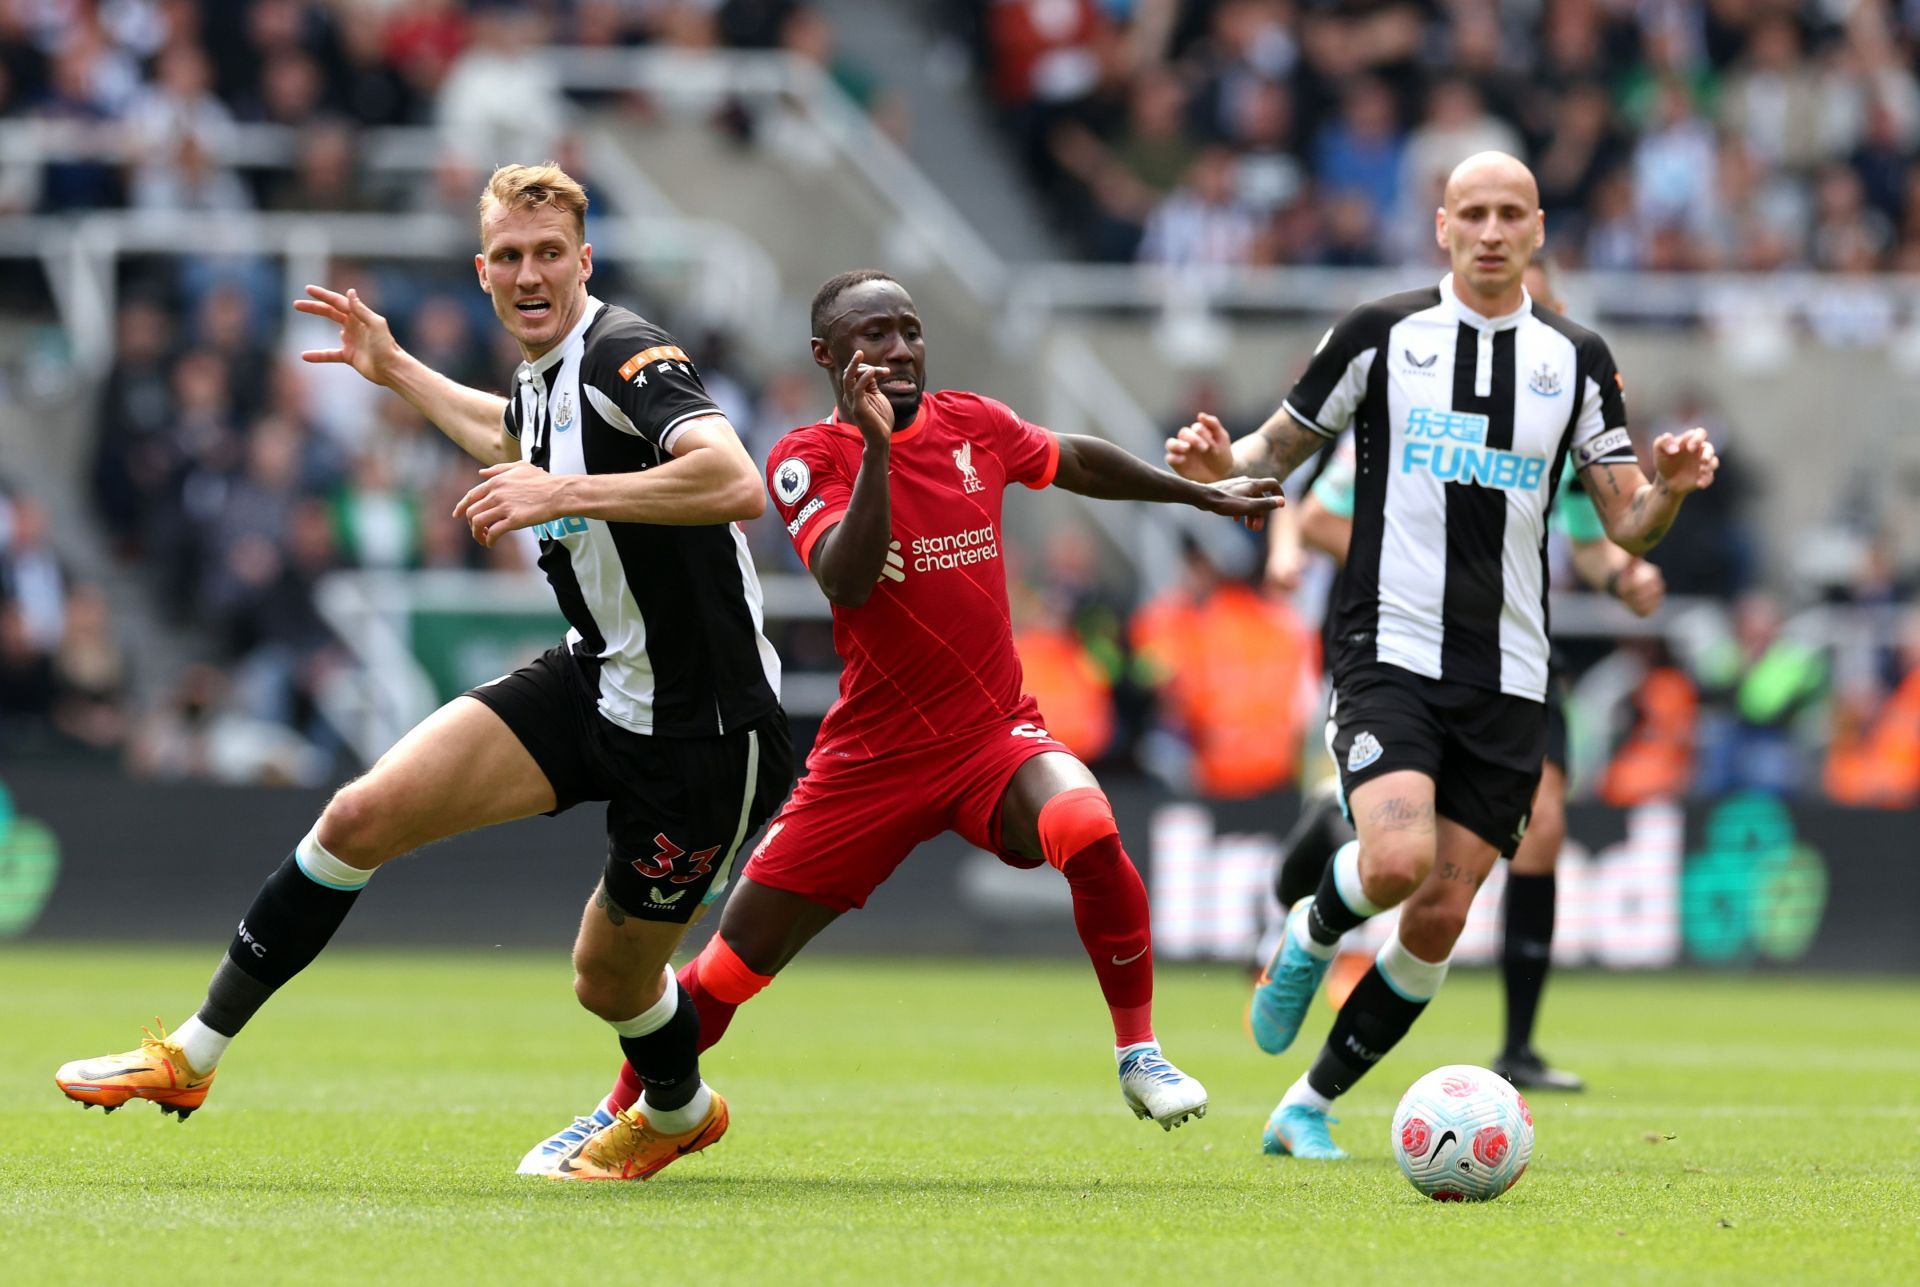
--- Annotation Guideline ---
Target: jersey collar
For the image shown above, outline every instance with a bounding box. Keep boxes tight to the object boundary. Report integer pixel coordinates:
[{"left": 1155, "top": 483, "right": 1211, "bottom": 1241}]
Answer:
[
  {"left": 1439, "top": 274, "right": 1531, "bottom": 332},
  {"left": 826, "top": 399, "right": 925, "bottom": 443},
  {"left": 518, "top": 294, "right": 604, "bottom": 382}
]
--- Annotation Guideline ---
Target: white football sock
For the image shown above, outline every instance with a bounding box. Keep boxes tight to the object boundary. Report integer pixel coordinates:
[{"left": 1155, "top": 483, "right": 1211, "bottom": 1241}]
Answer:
[
  {"left": 1279, "top": 1074, "right": 1333, "bottom": 1115},
  {"left": 1331, "top": 841, "right": 1382, "bottom": 917},
  {"left": 642, "top": 1083, "right": 712, "bottom": 1134},
  {"left": 1376, "top": 931, "right": 1450, "bottom": 1002},
  {"left": 171, "top": 1015, "right": 230, "bottom": 1073}
]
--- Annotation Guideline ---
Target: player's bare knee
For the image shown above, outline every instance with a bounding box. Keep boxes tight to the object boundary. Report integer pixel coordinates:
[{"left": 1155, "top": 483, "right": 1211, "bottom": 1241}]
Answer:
[
  {"left": 1359, "top": 839, "right": 1430, "bottom": 906},
  {"left": 572, "top": 955, "right": 662, "bottom": 1022},
  {"left": 314, "top": 783, "right": 397, "bottom": 869}
]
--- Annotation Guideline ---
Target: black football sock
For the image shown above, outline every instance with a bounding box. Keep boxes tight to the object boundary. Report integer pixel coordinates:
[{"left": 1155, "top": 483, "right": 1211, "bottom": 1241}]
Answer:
[
  {"left": 1307, "top": 968, "right": 1427, "bottom": 1099},
  {"left": 616, "top": 979, "right": 703, "bottom": 1115},
  {"left": 1275, "top": 791, "right": 1358, "bottom": 908},
  {"left": 1501, "top": 872, "right": 1556, "bottom": 1056},
  {"left": 1305, "top": 841, "right": 1379, "bottom": 949},
  {"left": 198, "top": 845, "right": 369, "bottom": 1037},
  {"left": 1305, "top": 935, "right": 1450, "bottom": 1100}
]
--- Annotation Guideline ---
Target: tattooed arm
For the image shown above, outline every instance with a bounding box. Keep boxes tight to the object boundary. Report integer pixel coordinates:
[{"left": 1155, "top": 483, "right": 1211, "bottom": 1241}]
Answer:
[
  {"left": 1163, "top": 409, "right": 1329, "bottom": 485},
  {"left": 1581, "top": 427, "right": 1719, "bottom": 556}
]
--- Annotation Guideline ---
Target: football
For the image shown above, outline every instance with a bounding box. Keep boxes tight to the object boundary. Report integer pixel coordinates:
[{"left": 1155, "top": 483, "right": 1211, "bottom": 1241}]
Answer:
[{"left": 1391, "top": 1064, "right": 1534, "bottom": 1202}]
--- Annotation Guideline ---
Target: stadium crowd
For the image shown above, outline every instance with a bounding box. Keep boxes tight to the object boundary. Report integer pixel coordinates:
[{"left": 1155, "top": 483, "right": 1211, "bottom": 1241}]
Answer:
[
  {"left": 962, "top": 0, "right": 1920, "bottom": 277},
  {"left": 1, "top": 1, "right": 1914, "bottom": 808}
]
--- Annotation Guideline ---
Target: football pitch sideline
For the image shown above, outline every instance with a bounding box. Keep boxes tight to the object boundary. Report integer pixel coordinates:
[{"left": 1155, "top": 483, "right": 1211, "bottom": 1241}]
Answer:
[{"left": 4, "top": 947, "right": 1916, "bottom": 1286}]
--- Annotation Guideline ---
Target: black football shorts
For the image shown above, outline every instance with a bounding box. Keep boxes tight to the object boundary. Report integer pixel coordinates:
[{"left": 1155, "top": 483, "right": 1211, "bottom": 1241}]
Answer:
[
  {"left": 1326, "top": 662, "right": 1546, "bottom": 858},
  {"left": 467, "top": 645, "right": 792, "bottom": 922}
]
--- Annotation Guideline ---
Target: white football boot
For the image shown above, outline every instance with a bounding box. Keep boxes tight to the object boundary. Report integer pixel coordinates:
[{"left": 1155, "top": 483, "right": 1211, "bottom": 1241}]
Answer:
[
  {"left": 517, "top": 1106, "right": 616, "bottom": 1176},
  {"left": 1117, "top": 1042, "right": 1208, "bottom": 1130}
]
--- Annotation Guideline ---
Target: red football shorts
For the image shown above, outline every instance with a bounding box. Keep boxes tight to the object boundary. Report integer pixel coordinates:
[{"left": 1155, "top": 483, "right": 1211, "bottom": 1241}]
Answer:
[{"left": 741, "top": 699, "right": 1067, "bottom": 911}]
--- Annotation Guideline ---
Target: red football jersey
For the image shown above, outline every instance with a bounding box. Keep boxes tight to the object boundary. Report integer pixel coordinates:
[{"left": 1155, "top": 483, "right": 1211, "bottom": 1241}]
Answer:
[{"left": 766, "top": 389, "right": 1060, "bottom": 765}]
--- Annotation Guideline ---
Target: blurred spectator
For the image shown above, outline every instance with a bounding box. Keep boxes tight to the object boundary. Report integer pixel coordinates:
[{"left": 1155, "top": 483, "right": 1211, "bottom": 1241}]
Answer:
[
  {"left": 1721, "top": 15, "right": 1829, "bottom": 173},
  {"left": 1643, "top": 390, "right": 1757, "bottom": 597},
  {"left": 1534, "top": 80, "right": 1628, "bottom": 246},
  {"left": 197, "top": 283, "right": 272, "bottom": 424},
  {"left": 436, "top": 8, "right": 568, "bottom": 177},
  {"left": 51, "top": 583, "right": 130, "bottom": 755},
  {"left": 1132, "top": 537, "right": 1316, "bottom": 798},
  {"left": 34, "top": 31, "right": 130, "bottom": 210},
  {"left": 1633, "top": 78, "right": 1718, "bottom": 243},
  {"left": 248, "top": 48, "right": 328, "bottom": 127},
  {"left": 1033, "top": 525, "right": 1154, "bottom": 771},
  {"left": 967, "top": 0, "right": 1920, "bottom": 274},
  {"left": 0, "top": 600, "right": 56, "bottom": 737},
  {"left": 781, "top": 4, "right": 902, "bottom": 138},
  {"left": 128, "top": 662, "right": 329, "bottom": 786},
  {"left": 1011, "top": 583, "right": 1114, "bottom": 764},
  {"left": 1313, "top": 78, "right": 1403, "bottom": 232},
  {"left": 1137, "top": 147, "right": 1261, "bottom": 268},
  {"left": 0, "top": 495, "right": 68, "bottom": 654},
  {"left": 265, "top": 122, "right": 374, "bottom": 213},
  {"left": 90, "top": 297, "right": 178, "bottom": 557},
  {"left": 333, "top": 3, "right": 421, "bottom": 127},
  {"left": 332, "top": 445, "right": 421, "bottom": 572},
  {"left": 127, "top": 42, "right": 233, "bottom": 166},
  {"left": 1825, "top": 607, "right": 1920, "bottom": 807},
  {"left": 130, "top": 130, "right": 254, "bottom": 214},
  {"left": 1693, "top": 595, "right": 1830, "bottom": 796},
  {"left": 1595, "top": 641, "right": 1699, "bottom": 807}
]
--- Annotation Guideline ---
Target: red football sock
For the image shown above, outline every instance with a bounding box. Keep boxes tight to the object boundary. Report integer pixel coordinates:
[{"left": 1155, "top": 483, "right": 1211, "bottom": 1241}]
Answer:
[
  {"left": 1038, "top": 788, "right": 1155, "bottom": 1047},
  {"left": 604, "top": 935, "right": 775, "bottom": 1111},
  {"left": 602, "top": 1059, "right": 644, "bottom": 1115}
]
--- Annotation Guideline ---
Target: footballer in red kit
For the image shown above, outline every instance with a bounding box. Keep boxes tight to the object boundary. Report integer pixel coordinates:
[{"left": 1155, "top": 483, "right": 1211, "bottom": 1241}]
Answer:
[{"left": 536, "top": 271, "right": 1279, "bottom": 1171}]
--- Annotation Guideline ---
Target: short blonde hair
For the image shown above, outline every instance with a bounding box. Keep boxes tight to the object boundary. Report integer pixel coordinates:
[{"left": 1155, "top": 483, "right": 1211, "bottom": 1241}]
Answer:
[{"left": 478, "top": 163, "right": 588, "bottom": 247}]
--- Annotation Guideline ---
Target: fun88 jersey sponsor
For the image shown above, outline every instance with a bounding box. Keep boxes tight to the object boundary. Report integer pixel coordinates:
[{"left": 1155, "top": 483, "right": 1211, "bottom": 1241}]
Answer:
[
  {"left": 766, "top": 390, "right": 1060, "bottom": 765},
  {"left": 1281, "top": 274, "right": 1639, "bottom": 701}
]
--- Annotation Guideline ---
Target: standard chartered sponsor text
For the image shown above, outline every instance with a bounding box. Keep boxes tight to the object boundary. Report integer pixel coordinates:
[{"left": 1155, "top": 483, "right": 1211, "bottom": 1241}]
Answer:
[{"left": 911, "top": 526, "right": 998, "bottom": 572}]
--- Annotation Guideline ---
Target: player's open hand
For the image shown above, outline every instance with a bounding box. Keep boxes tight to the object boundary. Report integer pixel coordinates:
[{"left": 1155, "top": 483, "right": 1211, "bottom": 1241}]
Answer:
[
  {"left": 294, "top": 285, "right": 401, "bottom": 387},
  {"left": 453, "top": 461, "right": 563, "bottom": 547},
  {"left": 1611, "top": 556, "right": 1666, "bottom": 618},
  {"left": 1651, "top": 426, "right": 1718, "bottom": 496},
  {"left": 1198, "top": 476, "right": 1284, "bottom": 530},
  {"left": 1164, "top": 412, "right": 1235, "bottom": 483},
  {"left": 841, "top": 349, "right": 895, "bottom": 445}
]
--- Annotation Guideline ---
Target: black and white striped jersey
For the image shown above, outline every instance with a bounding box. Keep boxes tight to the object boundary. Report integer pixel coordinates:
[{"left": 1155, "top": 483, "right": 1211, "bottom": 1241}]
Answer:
[
  {"left": 1283, "top": 274, "right": 1638, "bottom": 701},
  {"left": 502, "top": 296, "right": 781, "bottom": 737}
]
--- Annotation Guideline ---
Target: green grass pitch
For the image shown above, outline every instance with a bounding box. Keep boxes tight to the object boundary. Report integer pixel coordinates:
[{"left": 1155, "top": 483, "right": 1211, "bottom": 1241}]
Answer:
[{"left": 4, "top": 946, "right": 1916, "bottom": 1285}]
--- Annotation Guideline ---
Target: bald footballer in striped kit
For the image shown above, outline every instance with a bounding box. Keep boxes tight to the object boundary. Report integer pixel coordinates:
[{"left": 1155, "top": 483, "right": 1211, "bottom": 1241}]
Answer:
[{"left": 1166, "top": 152, "right": 1719, "bottom": 1161}]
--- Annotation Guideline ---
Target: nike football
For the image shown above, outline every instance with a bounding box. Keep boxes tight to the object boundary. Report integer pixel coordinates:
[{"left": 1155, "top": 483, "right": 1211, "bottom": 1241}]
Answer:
[{"left": 1391, "top": 1064, "right": 1534, "bottom": 1201}]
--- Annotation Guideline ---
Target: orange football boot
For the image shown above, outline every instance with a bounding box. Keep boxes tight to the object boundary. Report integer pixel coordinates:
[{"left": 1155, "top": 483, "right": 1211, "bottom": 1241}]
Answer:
[
  {"left": 552, "top": 1093, "right": 729, "bottom": 1181},
  {"left": 55, "top": 1022, "right": 216, "bottom": 1120}
]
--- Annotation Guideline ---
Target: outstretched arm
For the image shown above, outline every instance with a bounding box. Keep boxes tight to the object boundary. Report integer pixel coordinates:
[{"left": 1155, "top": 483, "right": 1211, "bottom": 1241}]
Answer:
[
  {"left": 1053, "top": 433, "right": 1282, "bottom": 525},
  {"left": 1581, "top": 427, "right": 1718, "bottom": 555},
  {"left": 1164, "top": 409, "right": 1327, "bottom": 485},
  {"left": 294, "top": 285, "right": 512, "bottom": 465}
]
